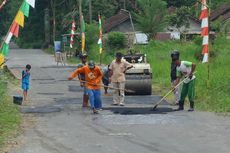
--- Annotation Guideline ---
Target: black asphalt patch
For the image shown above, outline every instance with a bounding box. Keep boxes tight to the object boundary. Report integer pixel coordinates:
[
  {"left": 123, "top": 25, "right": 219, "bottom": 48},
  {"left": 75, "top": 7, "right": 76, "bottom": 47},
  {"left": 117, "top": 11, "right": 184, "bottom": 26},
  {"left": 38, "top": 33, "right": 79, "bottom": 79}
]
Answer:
[
  {"left": 104, "top": 107, "right": 174, "bottom": 115},
  {"left": 21, "top": 106, "right": 62, "bottom": 114},
  {"left": 55, "top": 97, "right": 82, "bottom": 105},
  {"left": 37, "top": 92, "right": 65, "bottom": 95},
  {"left": 39, "top": 81, "right": 56, "bottom": 84},
  {"left": 32, "top": 78, "right": 55, "bottom": 81},
  {"left": 102, "top": 95, "right": 169, "bottom": 105}
]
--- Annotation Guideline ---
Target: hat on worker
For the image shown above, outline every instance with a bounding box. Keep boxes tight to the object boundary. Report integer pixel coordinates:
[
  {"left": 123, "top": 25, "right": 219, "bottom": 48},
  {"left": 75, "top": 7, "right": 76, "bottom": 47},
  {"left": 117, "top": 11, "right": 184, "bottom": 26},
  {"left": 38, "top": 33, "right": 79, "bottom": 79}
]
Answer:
[
  {"left": 116, "top": 52, "right": 123, "bottom": 58},
  {"left": 171, "top": 50, "right": 180, "bottom": 61},
  {"left": 88, "top": 60, "right": 95, "bottom": 69}
]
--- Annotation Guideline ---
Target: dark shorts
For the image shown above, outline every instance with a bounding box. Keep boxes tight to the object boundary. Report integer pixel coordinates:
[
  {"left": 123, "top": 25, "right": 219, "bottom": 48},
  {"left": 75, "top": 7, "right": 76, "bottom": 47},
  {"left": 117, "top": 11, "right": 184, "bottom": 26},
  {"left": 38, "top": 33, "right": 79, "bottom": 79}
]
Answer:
[{"left": 102, "top": 78, "right": 109, "bottom": 86}]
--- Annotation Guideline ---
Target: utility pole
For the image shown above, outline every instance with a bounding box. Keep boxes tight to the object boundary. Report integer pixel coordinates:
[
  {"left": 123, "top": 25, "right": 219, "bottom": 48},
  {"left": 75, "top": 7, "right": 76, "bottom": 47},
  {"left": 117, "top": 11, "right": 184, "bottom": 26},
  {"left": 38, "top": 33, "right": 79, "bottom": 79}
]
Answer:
[
  {"left": 89, "top": 0, "right": 92, "bottom": 24},
  {"left": 124, "top": 0, "right": 126, "bottom": 10}
]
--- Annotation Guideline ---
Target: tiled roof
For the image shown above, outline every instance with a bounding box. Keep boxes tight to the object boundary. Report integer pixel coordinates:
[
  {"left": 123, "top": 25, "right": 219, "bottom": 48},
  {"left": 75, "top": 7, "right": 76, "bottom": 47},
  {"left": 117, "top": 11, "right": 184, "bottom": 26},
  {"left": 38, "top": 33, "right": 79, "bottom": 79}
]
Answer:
[
  {"left": 210, "top": 4, "right": 230, "bottom": 21},
  {"left": 104, "top": 10, "right": 130, "bottom": 32}
]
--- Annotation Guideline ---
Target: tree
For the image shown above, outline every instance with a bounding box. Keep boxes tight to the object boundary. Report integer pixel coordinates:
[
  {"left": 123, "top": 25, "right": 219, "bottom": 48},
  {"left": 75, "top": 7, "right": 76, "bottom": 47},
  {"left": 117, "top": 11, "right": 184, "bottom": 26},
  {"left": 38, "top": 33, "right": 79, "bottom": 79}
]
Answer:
[
  {"left": 167, "top": 6, "right": 191, "bottom": 37},
  {"left": 164, "top": 0, "right": 197, "bottom": 7},
  {"left": 134, "top": 0, "right": 167, "bottom": 40}
]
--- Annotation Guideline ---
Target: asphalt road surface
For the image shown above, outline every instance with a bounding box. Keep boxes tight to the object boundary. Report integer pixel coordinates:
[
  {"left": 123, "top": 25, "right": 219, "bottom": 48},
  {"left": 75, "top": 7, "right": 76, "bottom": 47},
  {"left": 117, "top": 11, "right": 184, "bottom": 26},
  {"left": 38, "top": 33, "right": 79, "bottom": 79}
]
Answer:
[{"left": 6, "top": 49, "right": 230, "bottom": 153}]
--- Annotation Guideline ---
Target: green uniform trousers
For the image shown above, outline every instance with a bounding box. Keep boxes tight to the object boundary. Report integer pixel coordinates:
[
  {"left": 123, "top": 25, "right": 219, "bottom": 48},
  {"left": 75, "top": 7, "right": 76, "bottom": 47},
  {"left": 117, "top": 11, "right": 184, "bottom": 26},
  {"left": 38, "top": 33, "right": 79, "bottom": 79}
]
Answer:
[{"left": 179, "top": 79, "right": 195, "bottom": 109}]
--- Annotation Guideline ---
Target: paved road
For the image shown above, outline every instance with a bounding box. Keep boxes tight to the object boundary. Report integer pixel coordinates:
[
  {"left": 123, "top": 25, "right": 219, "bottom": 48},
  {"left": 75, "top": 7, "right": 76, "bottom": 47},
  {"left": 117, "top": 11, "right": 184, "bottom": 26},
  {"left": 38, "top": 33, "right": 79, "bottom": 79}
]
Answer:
[{"left": 7, "top": 49, "right": 230, "bottom": 153}]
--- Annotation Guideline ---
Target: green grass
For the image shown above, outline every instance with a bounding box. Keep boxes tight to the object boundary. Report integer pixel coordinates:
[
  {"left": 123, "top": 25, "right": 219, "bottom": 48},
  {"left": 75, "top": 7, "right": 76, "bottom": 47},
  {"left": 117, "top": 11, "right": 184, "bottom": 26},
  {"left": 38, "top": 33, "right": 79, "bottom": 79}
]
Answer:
[
  {"left": 43, "top": 46, "right": 55, "bottom": 54},
  {"left": 0, "top": 70, "right": 21, "bottom": 149}
]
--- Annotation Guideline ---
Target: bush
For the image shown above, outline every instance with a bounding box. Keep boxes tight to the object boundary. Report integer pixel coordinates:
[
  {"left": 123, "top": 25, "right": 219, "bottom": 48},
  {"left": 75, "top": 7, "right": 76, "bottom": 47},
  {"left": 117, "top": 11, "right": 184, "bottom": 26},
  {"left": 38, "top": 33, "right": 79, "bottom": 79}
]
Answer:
[
  {"left": 107, "top": 32, "right": 126, "bottom": 49},
  {"left": 86, "top": 23, "right": 99, "bottom": 46}
]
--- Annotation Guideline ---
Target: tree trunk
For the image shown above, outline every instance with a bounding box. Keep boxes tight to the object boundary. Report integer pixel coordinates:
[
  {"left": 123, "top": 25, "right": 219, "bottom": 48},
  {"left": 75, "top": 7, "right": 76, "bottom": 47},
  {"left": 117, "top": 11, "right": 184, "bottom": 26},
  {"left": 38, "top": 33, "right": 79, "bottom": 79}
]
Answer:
[
  {"left": 44, "top": 8, "right": 51, "bottom": 45},
  {"left": 89, "top": 0, "right": 92, "bottom": 24},
  {"left": 51, "top": 0, "right": 56, "bottom": 42},
  {"left": 79, "top": 0, "right": 82, "bottom": 31}
]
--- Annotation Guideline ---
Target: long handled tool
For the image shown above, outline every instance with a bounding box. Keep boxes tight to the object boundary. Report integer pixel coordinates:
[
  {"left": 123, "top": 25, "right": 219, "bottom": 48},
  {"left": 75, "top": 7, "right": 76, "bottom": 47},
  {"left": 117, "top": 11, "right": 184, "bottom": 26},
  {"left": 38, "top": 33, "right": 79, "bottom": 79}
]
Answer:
[
  {"left": 73, "top": 79, "right": 135, "bottom": 93},
  {"left": 152, "top": 72, "right": 196, "bottom": 110},
  {"left": 0, "top": 59, "right": 8, "bottom": 67}
]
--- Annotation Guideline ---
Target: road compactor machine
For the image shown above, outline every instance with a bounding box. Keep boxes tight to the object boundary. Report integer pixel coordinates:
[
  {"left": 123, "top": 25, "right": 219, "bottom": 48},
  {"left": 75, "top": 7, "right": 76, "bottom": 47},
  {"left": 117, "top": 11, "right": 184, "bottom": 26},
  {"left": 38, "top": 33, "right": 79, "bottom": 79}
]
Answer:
[{"left": 123, "top": 53, "right": 152, "bottom": 95}]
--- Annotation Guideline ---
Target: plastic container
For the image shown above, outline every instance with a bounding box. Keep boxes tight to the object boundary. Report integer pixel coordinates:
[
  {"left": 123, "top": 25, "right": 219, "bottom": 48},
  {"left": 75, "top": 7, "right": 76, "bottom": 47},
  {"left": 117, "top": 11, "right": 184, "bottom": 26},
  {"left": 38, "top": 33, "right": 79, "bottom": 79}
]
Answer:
[{"left": 13, "top": 96, "right": 23, "bottom": 105}]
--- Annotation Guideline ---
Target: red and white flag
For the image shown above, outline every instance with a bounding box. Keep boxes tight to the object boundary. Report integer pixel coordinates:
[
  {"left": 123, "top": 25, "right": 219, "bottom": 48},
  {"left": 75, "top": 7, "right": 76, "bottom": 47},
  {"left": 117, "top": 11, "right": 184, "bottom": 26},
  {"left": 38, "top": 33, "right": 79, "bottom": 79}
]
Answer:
[
  {"left": 200, "top": 0, "right": 209, "bottom": 63},
  {"left": 70, "top": 20, "right": 76, "bottom": 48}
]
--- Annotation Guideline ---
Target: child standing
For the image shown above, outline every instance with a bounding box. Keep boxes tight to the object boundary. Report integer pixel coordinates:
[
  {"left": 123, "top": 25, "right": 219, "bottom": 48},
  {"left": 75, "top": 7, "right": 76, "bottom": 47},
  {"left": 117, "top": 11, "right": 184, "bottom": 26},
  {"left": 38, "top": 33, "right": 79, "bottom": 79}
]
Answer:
[{"left": 22, "top": 64, "right": 31, "bottom": 101}]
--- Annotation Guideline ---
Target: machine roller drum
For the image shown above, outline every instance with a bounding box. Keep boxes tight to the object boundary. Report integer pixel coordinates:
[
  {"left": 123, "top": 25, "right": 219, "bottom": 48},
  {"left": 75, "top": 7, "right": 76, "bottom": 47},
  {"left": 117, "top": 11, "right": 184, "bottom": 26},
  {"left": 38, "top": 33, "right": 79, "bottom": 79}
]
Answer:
[{"left": 125, "top": 75, "right": 152, "bottom": 95}]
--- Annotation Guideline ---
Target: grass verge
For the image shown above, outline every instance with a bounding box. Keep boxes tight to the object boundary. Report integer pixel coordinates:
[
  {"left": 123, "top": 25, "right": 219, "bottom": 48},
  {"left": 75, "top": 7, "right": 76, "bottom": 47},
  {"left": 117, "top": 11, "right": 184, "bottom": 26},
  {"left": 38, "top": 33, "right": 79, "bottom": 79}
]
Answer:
[{"left": 0, "top": 69, "right": 21, "bottom": 149}]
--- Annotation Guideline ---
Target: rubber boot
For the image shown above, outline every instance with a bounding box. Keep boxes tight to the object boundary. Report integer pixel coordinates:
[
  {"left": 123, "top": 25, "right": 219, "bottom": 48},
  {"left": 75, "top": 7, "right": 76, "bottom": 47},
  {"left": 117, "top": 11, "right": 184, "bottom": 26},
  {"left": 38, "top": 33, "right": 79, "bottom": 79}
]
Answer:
[
  {"left": 82, "top": 94, "right": 89, "bottom": 107},
  {"left": 188, "top": 101, "right": 194, "bottom": 111},
  {"left": 175, "top": 100, "right": 184, "bottom": 111}
]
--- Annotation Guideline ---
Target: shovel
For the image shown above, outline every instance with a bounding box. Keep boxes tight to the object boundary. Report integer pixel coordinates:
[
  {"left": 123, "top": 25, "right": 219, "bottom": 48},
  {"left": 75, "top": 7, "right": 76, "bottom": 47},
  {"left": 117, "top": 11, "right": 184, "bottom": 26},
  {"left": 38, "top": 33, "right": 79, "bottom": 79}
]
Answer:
[{"left": 72, "top": 79, "right": 135, "bottom": 93}]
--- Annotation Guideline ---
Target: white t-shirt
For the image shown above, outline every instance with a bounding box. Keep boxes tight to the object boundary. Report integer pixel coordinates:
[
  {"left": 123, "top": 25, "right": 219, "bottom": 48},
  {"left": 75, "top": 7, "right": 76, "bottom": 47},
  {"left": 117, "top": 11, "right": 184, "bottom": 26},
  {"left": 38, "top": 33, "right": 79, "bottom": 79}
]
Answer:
[{"left": 177, "top": 61, "right": 196, "bottom": 83}]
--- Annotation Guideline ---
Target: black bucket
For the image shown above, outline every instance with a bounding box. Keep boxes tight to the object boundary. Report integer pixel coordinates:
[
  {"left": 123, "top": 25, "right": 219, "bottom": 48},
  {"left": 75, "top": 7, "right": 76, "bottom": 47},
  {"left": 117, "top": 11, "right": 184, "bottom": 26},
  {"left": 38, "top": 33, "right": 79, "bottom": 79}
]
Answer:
[{"left": 13, "top": 96, "right": 23, "bottom": 105}]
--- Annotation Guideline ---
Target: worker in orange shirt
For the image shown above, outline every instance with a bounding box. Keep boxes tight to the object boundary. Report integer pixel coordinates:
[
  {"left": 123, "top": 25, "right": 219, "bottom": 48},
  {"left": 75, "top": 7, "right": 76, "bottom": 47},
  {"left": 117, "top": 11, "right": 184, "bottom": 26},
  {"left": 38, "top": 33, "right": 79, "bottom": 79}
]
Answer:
[{"left": 68, "top": 60, "right": 103, "bottom": 114}]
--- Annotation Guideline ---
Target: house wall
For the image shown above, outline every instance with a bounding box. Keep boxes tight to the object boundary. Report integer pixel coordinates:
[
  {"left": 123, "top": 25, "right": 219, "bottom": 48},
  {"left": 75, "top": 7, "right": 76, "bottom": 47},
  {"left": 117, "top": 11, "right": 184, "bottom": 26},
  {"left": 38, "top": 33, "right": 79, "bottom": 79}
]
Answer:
[
  {"left": 187, "top": 19, "right": 201, "bottom": 33},
  {"left": 167, "top": 19, "right": 201, "bottom": 34},
  {"left": 110, "top": 20, "right": 134, "bottom": 33}
]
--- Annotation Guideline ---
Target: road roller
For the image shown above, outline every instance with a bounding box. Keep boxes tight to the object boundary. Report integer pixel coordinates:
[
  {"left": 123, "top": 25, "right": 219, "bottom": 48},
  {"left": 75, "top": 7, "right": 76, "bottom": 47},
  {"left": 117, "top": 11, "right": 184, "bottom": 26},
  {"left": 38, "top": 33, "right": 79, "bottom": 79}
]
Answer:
[{"left": 123, "top": 53, "right": 152, "bottom": 95}]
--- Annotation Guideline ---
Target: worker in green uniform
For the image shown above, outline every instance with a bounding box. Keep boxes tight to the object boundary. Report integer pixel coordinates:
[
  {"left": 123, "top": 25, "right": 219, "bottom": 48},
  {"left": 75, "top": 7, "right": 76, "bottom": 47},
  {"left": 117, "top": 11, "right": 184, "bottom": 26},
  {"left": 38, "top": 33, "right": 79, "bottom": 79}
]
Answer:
[{"left": 174, "top": 59, "right": 196, "bottom": 111}]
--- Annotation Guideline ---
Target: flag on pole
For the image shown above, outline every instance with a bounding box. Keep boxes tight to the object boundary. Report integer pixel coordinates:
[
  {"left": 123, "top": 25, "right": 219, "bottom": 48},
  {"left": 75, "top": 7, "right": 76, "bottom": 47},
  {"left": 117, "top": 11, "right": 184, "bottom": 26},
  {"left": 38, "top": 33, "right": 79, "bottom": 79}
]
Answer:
[
  {"left": 0, "top": 53, "right": 4, "bottom": 68},
  {"left": 81, "top": 15, "right": 85, "bottom": 52},
  {"left": 15, "top": 11, "right": 25, "bottom": 27},
  {"left": 0, "top": 0, "right": 36, "bottom": 57},
  {"left": 0, "top": 43, "right": 9, "bottom": 56},
  {"left": 98, "top": 14, "right": 103, "bottom": 54},
  {"left": 200, "top": 0, "right": 209, "bottom": 63},
  {"left": 20, "top": 1, "right": 30, "bottom": 17},
  {"left": 70, "top": 20, "right": 76, "bottom": 48},
  {"left": 26, "top": 0, "right": 35, "bottom": 8},
  {"left": 10, "top": 21, "right": 20, "bottom": 37},
  {"left": 0, "top": 0, "right": 7, "bottom": 11}
]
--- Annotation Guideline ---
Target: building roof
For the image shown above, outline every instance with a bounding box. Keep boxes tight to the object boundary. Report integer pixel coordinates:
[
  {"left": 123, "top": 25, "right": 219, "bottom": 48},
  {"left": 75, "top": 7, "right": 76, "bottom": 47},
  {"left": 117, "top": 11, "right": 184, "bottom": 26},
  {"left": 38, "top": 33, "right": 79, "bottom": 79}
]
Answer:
[
  {"left": 104, "top": 10, "right": 130, "bottom": 33},
  {"left": 210, "top": 4, "right": 230, "bottom": 22}
]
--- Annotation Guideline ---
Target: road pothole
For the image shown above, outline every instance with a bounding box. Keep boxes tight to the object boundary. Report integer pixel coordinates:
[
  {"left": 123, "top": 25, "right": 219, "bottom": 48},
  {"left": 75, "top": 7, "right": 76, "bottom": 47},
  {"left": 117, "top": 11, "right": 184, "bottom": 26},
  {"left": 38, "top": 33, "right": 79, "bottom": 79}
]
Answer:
[
  {"left": 104, "top": 107, "right": 174, "bottom": 115},
  {"left": 21, "top": 106, "right": 62, "bottom": 114},
  {"left": 37, "top": 92, "right": 64, "bottom": 95}
]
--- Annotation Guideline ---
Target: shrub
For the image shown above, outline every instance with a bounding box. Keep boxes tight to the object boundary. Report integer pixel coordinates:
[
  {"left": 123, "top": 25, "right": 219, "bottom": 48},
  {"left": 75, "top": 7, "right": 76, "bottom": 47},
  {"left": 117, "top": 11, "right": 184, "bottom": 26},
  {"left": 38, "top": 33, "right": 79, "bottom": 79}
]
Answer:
[
  {"left": 107, "top": 32, "right": 126, "bottom": 49},
  {"left": 86, "top": 23, "right": 99, "bottom": 46}
]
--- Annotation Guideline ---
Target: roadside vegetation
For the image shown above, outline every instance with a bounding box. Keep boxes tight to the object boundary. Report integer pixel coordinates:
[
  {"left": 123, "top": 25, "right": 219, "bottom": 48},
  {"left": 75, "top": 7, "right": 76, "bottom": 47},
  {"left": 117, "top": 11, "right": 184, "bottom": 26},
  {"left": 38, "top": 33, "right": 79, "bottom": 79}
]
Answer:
[{"left": 0, "top": 69, "right": 21, "bottom": 149}]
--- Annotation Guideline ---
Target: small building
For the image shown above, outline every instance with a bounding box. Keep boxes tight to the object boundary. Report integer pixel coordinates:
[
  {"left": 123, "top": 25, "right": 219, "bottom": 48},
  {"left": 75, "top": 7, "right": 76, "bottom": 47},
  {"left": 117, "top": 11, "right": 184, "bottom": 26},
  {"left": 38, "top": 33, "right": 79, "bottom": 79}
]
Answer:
[
  {"left": 104, "top": 10, "right": 133, "bottom": 33},
  {"left": 104, "top": 10, "right": 149, "bottom": 45}
]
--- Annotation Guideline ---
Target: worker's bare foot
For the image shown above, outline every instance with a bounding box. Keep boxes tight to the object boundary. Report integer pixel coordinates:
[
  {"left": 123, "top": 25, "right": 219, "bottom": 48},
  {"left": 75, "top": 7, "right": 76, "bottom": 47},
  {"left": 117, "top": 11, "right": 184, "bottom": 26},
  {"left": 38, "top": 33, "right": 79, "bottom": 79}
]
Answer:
[{"left": 104, "top": 93, "right": 112, "bottom": 96}]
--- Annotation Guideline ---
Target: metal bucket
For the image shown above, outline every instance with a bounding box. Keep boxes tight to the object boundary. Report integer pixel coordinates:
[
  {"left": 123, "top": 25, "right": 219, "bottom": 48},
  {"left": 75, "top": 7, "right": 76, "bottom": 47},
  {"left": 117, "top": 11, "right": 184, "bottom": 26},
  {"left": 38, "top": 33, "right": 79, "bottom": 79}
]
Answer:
[{"left": 13, "top": 96, "right": 23, "bottom": 105}]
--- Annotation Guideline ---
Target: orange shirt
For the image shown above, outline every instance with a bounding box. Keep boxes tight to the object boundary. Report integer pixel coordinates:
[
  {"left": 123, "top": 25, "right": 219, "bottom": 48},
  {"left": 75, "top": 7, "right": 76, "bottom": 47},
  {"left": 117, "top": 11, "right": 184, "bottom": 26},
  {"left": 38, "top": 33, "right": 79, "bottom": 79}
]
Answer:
[{"left": 70, "top": 66, "right": 103, "bottom": 90}]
